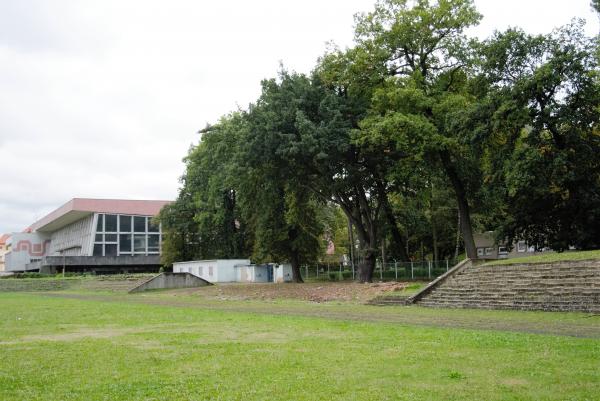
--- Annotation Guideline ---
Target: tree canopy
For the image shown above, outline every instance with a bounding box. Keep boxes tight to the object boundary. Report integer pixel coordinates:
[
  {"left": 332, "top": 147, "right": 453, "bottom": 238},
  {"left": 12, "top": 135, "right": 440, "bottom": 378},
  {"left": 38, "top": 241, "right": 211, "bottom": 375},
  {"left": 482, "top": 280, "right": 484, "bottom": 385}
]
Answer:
[{"left": 159, "top": 0, "right": 600, "bottom": 282}]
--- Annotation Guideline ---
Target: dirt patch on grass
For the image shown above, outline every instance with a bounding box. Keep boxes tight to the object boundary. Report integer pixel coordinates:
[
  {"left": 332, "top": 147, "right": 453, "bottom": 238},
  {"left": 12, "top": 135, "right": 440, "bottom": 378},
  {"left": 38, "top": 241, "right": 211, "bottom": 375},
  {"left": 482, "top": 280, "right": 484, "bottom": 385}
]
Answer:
[
  {"left": 174, "top": 281, "right": 410, "bottom": 303},
  {"left": 38, "top": 291, "right": 600, "bottom": 338}
]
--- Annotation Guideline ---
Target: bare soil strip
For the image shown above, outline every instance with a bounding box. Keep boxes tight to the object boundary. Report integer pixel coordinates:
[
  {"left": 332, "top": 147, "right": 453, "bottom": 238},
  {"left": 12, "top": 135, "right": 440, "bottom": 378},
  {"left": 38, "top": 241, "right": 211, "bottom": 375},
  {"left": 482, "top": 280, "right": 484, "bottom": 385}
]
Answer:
[{"left": 39, "top": 291, "right": 600, "bottom": 339}]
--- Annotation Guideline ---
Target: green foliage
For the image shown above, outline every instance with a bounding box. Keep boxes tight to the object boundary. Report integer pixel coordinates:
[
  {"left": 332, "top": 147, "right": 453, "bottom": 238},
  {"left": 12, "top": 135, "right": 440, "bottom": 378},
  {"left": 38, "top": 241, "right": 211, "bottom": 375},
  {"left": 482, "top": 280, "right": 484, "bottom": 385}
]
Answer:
[
  {"left": 159, "top": 0, "right": 600, "bottom": 274},
  {"left": 327, "top": 272, "right": 340, "bottom": 281},
  {"left": 480, "top": 23, "right": 600, "bottom": 250},
  {"left": 158, "top": 114, "right": 252, "bottom": 266}
]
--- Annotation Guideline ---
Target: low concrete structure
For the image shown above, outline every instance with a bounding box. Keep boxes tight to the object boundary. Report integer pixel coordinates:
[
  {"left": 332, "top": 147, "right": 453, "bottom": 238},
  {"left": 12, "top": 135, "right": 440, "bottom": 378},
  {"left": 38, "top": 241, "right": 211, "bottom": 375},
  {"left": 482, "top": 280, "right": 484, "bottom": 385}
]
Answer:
[
  {"left": 35, "top": 255, "right": 161, "bottom": 274},
  {"left": 129, "top": 272, "right": 212, "bottom": 293},
  {"left": 173, "top": 259, "right": 293, "bottom": 283}
]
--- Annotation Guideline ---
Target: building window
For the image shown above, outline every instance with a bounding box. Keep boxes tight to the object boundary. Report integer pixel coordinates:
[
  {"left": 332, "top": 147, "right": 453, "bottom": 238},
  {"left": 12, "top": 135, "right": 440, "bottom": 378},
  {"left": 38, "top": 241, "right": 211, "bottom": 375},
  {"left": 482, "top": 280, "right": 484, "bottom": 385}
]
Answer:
[
  {"left": 134, "top": 216, "right": 146, "bottom": 233},
  {"left": 484, "top": 247, "right": 494, "bottom": 256},
  {"left": 105, "top": 215, "right": 117, "bottom": 232},
  {"left": 93, "top": 213, "right": 162, "bottom": 257},
  {"left": 119, "top": 234, "right": 132, "bottom": 253},
  {"left": 120, "top": 215, "right": 132, "bottom": 232},
  {"left": 105, "top": 244, "right": 118, "bottom": 257},
  {"left": 93, "top": 244, "right": 103, "bottom": 256},
  {"left": 498, "top": 246, "right": 508, "bottom": 255},
  {"left": 517, "top": 241, "right": 527, "bottom": 253},
  {"left": 147, "top": 235, "right": 160, "bottom": 254},
  {"left": 134, "top": 235, "right": 146, "bottom": 253},
  {"left": 477, "top": 248, "right": 484, "bottom": 257}
]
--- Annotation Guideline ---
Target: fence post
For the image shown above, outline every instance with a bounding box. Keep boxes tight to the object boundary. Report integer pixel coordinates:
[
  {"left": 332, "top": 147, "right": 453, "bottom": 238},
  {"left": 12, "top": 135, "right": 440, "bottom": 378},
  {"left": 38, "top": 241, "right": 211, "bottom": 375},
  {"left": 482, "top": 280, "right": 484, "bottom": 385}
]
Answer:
[
  {"left": 428, "top": 260, "right": 431, "bottom": 279},
  {"left": 446, "top": 259, "right": 449, "bottom": 271},
  {"left": 380, "top": 260, "right": 383, "bottom": 281},
  {"left": 411, "top": 261, "right": 414, "bottom": 280},
  {"left": 394, "top": 260, "right": 398, "bottom": 281},
  {"left": 327, "top": 263, "right": 330, "bottom": 276},
  {"left": 305, "top": 265, "right": 308, "bottom": 279}
]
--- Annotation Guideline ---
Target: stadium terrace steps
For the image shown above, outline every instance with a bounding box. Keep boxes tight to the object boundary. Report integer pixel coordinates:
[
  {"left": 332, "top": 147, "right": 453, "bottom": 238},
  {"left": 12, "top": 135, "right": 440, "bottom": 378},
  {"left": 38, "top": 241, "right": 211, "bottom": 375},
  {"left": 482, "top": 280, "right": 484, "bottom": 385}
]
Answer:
[{"left": 413, "top": 260, "right": 600, "bottom": 312}]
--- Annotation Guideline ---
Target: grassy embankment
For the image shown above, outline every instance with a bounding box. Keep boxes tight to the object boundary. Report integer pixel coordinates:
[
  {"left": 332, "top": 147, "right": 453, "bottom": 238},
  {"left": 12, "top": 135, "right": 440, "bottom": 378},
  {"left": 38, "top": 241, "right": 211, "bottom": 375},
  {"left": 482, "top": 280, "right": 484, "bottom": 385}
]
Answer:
[{"left": 484, "top": 249, "right": 600, "bottom": 266}]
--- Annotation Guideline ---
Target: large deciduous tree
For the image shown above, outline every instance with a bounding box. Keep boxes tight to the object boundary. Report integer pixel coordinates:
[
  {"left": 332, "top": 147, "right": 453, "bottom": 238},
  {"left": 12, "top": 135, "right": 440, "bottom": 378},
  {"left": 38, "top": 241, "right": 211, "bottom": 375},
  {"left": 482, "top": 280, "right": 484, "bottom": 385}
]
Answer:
[
  {"left": 352, "top": 0, "right": 484, "bottom": 259},
  {"left": 158, "top": 114, "right": 252, "bottom": 265},
  {"left": 480, "top": 23, "right": 600, "bottom": 250}
]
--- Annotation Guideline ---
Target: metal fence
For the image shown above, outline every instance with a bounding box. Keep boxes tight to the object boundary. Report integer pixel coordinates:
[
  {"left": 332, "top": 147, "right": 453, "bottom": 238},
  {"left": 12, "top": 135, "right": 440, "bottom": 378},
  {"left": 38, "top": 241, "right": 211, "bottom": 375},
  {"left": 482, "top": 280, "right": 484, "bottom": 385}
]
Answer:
[{"left": 302, "top": 259, "right": 460, "bottom": 281}]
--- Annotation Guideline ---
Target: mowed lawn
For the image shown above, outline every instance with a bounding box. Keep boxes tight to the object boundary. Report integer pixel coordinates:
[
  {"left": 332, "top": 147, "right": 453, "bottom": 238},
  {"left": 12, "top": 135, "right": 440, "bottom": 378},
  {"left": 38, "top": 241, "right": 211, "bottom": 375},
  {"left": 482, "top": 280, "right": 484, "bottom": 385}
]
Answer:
[{"left": 0, "top": 292, "right": 599, "bottom": 401}]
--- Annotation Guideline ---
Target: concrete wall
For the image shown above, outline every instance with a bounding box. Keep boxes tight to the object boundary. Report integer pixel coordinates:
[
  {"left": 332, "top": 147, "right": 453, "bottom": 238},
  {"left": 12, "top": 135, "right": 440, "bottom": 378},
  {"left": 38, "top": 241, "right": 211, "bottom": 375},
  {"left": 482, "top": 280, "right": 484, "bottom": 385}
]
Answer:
[
  {"left": 5, "top": 232, "right": 52, "bottom": 271},
  {"left": 129, "top": 272, "right": 212, "bottom": 293},
  {"left": 217, "top": 259, "right": 250, "bottom": 282},
  {"left": 48, "top": 214, "right": 95, "bottom": 256}
]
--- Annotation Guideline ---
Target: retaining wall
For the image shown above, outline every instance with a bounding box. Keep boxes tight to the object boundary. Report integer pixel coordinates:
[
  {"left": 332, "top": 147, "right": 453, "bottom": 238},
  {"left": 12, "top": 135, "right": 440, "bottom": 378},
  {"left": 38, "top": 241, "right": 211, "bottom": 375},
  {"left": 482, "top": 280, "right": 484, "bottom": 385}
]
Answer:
[{"left": 128, "top": 272, "right": 212, "bottom": 293}]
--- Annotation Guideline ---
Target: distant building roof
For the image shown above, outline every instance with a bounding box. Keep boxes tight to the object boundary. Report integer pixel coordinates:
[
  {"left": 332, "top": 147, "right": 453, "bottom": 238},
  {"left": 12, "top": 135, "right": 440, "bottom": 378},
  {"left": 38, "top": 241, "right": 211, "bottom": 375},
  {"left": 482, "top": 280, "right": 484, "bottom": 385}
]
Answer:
[
  {"left": 0, "top": 234, "right": 9, "bottom": 245},
  {"left": 31, "top": 198, "right": 172, "bottom": 232}
]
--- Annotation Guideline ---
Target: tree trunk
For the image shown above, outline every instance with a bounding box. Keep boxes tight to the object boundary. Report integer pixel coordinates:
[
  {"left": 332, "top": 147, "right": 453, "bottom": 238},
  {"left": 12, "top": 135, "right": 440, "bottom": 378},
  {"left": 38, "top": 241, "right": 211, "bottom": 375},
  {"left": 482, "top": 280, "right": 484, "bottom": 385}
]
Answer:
[
  {"left": 454, "top": 209, "right": 461, "bottom": 260},
  {"left": 380, "top": 192, "right": 411, "bottom": 261},
  {"left": 334, "top": 187, "right": 380, "bottom": 283},
  {"left": 439, "top": 150, "right": 477, "bottom": 260},
  {"left": 431, "top": 181, "right": 439, "bottom": 261},
  {"left": 358, "top": 248, "right": 376, "bottom": 282},
  {"left": 290, "top": 252, "right": 304, "bottom": 283},
  {"left": 432, "top": 221, "right": 439, "bottom": 262},
  {"left": 347, "top": 218, "right": 355, "bottom": 273}
]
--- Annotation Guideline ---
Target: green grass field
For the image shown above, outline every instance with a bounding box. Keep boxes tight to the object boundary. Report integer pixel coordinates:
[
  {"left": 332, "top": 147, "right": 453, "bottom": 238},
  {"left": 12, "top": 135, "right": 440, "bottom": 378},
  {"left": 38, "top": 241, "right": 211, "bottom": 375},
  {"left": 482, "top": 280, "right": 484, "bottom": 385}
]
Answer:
[
  {"left": 484, "top": 249, "right": 600, "bottom": 266},
  {"left": 1, "top": 290, "right": 599, "bottom": 401}
]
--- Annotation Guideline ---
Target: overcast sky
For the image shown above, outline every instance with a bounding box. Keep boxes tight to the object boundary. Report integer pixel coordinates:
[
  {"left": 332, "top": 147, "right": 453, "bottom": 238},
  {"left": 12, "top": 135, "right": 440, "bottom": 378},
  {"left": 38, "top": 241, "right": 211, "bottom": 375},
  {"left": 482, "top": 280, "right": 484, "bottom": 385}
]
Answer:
[{"left": 0, "top": 0, "right": 598, "bottom": 234}]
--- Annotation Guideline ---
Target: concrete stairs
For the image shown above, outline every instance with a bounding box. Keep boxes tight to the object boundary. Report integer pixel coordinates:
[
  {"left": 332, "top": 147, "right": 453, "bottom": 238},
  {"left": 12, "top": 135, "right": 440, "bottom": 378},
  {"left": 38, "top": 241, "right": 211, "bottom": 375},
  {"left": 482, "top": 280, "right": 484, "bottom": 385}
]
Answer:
[
  {"left": 415, "top": 260, "right": 600, "bottom": 312},
  {"left": 366, "top": 295, "right": 410, "bottom": 306}
]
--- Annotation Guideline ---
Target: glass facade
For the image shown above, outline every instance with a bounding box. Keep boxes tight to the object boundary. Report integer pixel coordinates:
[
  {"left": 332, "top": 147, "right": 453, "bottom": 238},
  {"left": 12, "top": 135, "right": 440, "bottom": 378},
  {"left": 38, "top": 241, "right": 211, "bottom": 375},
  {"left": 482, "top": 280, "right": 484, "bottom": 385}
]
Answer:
[{"left": 93, "top": 214, "right": 161, "bottom": 257}]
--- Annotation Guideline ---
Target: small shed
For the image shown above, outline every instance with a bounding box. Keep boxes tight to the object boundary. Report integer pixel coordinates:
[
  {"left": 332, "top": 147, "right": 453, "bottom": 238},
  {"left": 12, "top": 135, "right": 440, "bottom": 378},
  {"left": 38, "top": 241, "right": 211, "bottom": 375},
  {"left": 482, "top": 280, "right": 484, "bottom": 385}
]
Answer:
[
  {"left": 273, "top": 263, "right": 293, "bottom": 283},
  {"left": 173, "top": 259, "right": 251, "bottom": 283}
]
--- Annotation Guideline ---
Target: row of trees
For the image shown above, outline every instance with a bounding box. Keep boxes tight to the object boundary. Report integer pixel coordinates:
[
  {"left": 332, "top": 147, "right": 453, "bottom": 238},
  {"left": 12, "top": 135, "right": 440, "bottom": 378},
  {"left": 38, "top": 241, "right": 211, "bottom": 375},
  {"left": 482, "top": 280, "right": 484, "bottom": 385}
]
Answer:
[{"left": 159, "top": 0, "right": 600, "bottom": 282}]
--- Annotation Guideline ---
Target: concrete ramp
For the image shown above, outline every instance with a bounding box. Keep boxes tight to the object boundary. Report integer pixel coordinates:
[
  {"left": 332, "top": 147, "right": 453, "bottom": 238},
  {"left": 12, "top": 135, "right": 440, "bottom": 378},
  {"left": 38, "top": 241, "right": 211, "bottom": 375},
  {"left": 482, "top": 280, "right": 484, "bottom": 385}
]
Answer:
[{"left": 128, "top": 272, "right": 212, "bottom": 293}]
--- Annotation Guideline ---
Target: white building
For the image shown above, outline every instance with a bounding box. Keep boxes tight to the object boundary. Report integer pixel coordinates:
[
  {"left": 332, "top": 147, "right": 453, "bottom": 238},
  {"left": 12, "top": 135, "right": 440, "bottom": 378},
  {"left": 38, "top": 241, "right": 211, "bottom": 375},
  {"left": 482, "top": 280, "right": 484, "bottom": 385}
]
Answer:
[
  {"left": 173, "top": 259, "right": 251, "bottom": 283},
  {"left": 173, "top": 259, "right": 293, "bottom": 283},
  {"left": 4, "top": 198, "right": 171, "bottom": 273}
]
